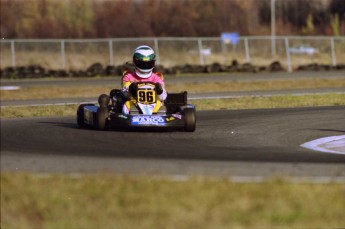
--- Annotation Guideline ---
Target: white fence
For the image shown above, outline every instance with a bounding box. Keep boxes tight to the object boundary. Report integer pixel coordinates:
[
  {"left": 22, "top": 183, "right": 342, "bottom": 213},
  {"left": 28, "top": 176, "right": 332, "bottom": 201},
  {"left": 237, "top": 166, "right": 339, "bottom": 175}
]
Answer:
[{"left": 1, "top": 36, "right": 344, "bottom": 72}]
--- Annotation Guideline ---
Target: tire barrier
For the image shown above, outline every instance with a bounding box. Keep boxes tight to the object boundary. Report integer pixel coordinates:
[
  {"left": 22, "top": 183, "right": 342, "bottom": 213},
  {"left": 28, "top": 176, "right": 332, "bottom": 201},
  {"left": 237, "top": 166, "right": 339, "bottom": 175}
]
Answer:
[{"left": 1, "top": 61, "right": 344, "bottom": 79}]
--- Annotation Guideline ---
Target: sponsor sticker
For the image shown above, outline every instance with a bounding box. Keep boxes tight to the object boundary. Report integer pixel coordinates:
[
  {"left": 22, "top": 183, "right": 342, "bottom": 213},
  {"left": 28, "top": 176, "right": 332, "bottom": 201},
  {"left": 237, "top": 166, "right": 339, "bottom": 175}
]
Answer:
[
  {"left": 137, "top": 83, "right": 154, "bottom": 88},
  {"left": 118, "top": 114, "right": 128, "bottom": 119},
  {"left": 172, "top": 114, "right": 182, "bottom": 119},
  {"left": 131, "top": 116, "right": 166, "bottom": 125}
]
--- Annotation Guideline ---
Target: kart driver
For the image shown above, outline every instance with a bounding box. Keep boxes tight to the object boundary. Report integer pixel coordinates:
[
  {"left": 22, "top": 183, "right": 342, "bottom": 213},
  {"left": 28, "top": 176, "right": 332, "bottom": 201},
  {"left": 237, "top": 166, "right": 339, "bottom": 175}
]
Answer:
[{"left": 121, "top": 45, "right": 167, "bottom": 114}]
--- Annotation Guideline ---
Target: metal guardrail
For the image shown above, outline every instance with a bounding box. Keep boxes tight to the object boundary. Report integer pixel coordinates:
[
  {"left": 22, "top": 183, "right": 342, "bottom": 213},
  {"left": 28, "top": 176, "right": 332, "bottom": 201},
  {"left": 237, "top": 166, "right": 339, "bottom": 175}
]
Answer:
[{"left": 1, "top": 36, "right": 344, "bottom": 72}]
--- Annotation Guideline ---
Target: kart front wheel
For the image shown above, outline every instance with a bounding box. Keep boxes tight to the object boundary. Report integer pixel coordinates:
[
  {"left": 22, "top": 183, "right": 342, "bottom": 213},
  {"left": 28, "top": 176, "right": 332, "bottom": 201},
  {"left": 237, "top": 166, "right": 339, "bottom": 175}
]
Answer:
[
  {"left": 96, "top": 107, "right": 109, "bottom": 130},
  {"left": 184, "top": 108, "right": 196, "bottom": 132}
]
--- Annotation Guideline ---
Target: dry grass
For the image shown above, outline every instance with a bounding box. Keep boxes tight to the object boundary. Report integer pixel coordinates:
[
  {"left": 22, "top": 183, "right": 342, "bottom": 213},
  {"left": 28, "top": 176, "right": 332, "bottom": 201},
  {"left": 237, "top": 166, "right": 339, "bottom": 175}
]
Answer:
[
  {"left": 1, "top": 94, "right": 345, "bottom": 118},
  {"left": 0, "top": 104, "right": 78, "bottom": 118},
  {"left": 176, "top": 78, "right": 345, "bottom": 93},
  {"left": 1, "top": 173, "right": 345, "bottom": 229},
  {"left": 192, "top": 94, "right": 345, "bottom": 110},
  {"left": 0, "top": 85, "right": 110, "bottom": 100},
  {"left": 1, "top": 78, "right": 344, "bottom": 101}
]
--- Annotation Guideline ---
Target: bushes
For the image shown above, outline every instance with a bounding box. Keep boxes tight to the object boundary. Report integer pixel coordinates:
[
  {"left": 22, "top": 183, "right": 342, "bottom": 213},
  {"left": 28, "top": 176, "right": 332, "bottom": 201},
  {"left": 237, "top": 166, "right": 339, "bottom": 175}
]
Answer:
[{"left": 1, "top": 0, "right": 344, "bottom": 39}]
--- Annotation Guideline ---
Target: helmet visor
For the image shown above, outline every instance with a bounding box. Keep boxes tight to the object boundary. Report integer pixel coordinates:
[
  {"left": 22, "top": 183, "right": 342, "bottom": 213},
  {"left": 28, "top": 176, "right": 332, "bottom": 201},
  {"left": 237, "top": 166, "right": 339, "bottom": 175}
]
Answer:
[{"left": 134, "top": 58, "right": 155, "bottom": 70}]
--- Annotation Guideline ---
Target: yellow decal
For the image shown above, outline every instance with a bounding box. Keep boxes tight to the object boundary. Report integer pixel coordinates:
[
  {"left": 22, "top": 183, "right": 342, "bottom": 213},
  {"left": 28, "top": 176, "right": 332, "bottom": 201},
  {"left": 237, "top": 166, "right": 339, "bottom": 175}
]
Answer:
[
  {"left": 143, "top": 57, "right": 149, "bottom": 61},
  {"left": 166, "top": 117, "right": 175, "bottom": 122}
]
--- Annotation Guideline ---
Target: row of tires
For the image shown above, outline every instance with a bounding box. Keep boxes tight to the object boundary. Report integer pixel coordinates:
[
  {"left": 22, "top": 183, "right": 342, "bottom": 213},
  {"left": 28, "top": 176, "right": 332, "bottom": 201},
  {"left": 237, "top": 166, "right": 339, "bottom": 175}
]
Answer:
[{"left": 2, "top": 61, "right": 344, "bottom": 79}]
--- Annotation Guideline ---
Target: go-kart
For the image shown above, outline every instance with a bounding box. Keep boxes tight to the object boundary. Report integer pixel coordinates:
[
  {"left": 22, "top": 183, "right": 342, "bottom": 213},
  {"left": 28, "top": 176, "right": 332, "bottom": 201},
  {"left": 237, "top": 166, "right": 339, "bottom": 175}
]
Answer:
[{"left": 77, "top": 81, "right": 196, "bottom": 132}]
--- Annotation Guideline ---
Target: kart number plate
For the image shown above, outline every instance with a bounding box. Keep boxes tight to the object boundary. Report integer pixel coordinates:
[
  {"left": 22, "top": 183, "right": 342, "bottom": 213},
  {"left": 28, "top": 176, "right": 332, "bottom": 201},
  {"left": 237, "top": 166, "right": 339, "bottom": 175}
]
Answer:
[{"left": 137, "top": 89, "right": 156, "bottom": 104}]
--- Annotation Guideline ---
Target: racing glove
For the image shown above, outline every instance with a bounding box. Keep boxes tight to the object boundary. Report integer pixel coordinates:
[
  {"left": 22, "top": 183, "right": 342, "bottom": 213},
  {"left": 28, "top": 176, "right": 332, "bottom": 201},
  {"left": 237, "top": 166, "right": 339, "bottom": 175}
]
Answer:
[
  {"left": 155, "top": 83, "right": 163, "bottom": 95},
  {"left": 121, "top": 88, "right": 131, "bottom": 99},
  {"left": 129, "top": 82, "right": 138, "bottom": 97}
]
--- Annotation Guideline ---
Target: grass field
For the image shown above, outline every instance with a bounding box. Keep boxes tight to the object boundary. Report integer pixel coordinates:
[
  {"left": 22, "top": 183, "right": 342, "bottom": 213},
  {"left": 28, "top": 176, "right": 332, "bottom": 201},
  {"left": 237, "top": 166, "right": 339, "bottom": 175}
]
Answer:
[
  {"left": 1, "top": 173, "right": 345, "bottom": 229},
  {"left": 1, "top": 78, "right": 345, "bottom": 100},
  {"left": 1, "top": 76, "right": 345, "bottom": 228}
]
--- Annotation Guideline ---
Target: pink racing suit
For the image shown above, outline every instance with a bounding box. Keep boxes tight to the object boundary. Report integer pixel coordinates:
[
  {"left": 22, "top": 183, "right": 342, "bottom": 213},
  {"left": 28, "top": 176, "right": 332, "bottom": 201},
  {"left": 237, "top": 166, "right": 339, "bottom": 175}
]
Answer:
[{"left": 121, "top": 71, "right": 167, "bottom": 114}]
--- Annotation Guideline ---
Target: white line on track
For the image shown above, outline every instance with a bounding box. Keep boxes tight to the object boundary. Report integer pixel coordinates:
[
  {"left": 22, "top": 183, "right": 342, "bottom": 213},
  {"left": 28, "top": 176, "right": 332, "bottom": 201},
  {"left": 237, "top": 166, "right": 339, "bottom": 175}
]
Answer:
[
  {"left": 301, "top": 135, "right": 345, "bottom": 155},
  {"left": 0, "top": 86, "right": 21, "bottom": 90}
]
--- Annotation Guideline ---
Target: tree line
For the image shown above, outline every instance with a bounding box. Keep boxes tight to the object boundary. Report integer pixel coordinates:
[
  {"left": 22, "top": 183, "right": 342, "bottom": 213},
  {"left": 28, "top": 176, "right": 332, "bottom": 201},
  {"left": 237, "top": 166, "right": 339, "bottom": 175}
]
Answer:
[{"left": 1, "top": 0, "right": 344, "bottom": 39}]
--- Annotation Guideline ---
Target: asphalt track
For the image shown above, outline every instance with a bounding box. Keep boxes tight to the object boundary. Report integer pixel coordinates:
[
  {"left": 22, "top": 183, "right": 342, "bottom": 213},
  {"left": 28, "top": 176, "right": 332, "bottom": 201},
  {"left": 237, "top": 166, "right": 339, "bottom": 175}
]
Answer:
[
  {"left": 1, "top": 106, "right": 345, "bottom": 179},
  {"left": 1, "top": 71, "right": 345, "bottom": 179}
]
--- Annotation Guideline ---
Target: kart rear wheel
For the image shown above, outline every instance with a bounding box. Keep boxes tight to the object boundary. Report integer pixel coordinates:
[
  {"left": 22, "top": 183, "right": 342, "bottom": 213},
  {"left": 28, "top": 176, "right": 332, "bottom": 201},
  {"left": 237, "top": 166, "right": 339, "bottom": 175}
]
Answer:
[
  {"left": 77, "top": 103, "right": 94, "bottom": 128},
  {"left": 98, "top": 94, "right": 110, "bottom": 108},
  {"left": 184, "top": 108, "right": 196, "bottom": 132},
  {"left": 97, "top": 107, "right": 109, "bottom": 130}
]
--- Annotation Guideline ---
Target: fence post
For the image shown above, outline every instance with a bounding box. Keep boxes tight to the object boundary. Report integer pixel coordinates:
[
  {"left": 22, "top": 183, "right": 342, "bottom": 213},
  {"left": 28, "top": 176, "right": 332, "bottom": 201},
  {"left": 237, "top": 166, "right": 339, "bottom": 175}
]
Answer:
[
  {"left": 198, "top": 39, "right": 204, "bottom": 65},
  {"left": 244, "top": 37, "right": 250, "bottom": 63},
  {"left": 61, "top": 40, "right": 66, "bottom": 70},
  {"left": 154, "top": 38, "right": 160, "bottom": 65},
  {"left": 330, "top": 37, "right": 337, "bottom": 66},
  {"left": 109, "top": 39, "right": 114, "bottom": 66},
  {"left": 11, "top": 40, "right": 16, "bottom": 67},
  {"left": 271, "top": 0, "right": 276, "bottom": 57},
  {"left": 285, "top": 37, "right": 292, "bottom": 72}
]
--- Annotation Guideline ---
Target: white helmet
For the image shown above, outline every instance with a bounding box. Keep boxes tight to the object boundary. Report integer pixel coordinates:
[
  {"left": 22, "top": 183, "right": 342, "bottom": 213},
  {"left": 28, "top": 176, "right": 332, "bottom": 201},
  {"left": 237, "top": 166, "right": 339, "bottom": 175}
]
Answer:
[{"left": 133, "top": 45, "right": 155, "bottom": 78}]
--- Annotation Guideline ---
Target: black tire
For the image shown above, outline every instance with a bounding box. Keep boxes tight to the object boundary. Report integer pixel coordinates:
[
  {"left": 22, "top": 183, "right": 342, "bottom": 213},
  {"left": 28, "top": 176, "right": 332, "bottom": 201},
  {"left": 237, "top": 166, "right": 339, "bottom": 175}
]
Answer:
[
  {"left": 184, "top": 108, "right": 196, "bottom": 132},
  {"left": 77, "top": 103, "right": 95, "bottom": 128},
  {"left": 97, "top": 107, "right": 109, "bottom": 130},
  {"left": 98, "top": 94, "right": 110, "bottom": 108}
]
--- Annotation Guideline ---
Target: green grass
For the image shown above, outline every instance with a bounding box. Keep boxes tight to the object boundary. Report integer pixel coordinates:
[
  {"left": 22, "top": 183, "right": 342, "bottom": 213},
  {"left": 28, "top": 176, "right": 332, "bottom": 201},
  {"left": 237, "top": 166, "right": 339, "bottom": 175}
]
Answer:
[
  {"left": 1, "top": 173, "right": 345, "bottom": 229},
  {"left": 1, "top": 93, "right": 345, "bottom": 118}
]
